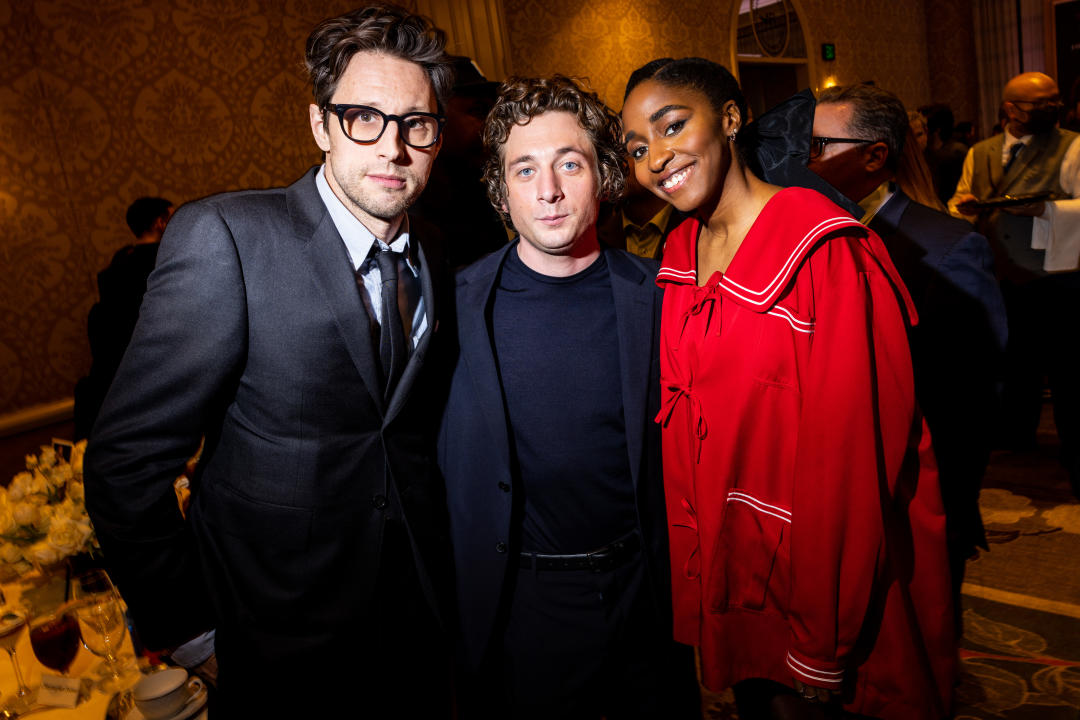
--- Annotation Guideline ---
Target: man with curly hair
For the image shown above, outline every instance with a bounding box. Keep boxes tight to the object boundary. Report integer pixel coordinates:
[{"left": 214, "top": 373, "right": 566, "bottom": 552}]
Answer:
[
  {"left": 438, "top": 75, "right": 698, "bottom": 718},
  {"left": 85, "top": 5, "right": 454, "bottom": 715}
]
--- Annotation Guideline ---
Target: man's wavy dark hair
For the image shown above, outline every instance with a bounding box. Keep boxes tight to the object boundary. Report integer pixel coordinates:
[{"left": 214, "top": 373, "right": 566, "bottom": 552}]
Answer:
[
  {"left": 482, "top": 75, "right": 626, "bottom": 228},
  {"left": 305, "top": 4, "right": 453, "bottom": 112}
]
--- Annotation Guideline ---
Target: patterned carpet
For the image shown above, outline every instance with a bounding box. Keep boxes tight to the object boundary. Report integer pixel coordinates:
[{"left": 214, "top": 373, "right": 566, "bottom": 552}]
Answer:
[
  {"left": 702, "top": 403, "right": 1080, "bottom": 719},
  {"left": 955, "top": 412, "right": 1080, "bottom": 720}
]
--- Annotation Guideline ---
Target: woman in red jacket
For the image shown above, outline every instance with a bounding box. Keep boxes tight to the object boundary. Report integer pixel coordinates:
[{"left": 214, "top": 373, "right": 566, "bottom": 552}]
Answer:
[{"left": 621, "top": 58, "right": 956, "bottom": 719}]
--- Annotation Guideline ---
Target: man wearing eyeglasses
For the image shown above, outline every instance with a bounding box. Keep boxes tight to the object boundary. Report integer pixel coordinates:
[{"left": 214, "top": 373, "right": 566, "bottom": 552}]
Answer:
[
  {"left": 807, "top": 83, "right": 1008, "bottom": 632},
  {"left": 949, "top": 72, "right": 1080, "bottom": 496},
  {"left": 84, "top": 6, "right": 454, "bottom": 716}
]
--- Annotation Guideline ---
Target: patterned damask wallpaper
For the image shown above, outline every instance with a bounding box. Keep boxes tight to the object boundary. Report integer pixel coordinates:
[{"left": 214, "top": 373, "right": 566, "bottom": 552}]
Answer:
[
  {"left": 0, "top": 0, "right": 969, "bottom": 417},
  {"left": 503, "top": 0, "right": 936, "bottom": 112},
  {"left": 0, "top": 0, "right": 368, "bottom": 416}
]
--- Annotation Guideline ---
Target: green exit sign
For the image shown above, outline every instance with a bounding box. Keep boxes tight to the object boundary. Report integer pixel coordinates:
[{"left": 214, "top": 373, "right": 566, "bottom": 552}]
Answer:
[{"left": 822, "top": 43, "right": 836, "bottom": 61}]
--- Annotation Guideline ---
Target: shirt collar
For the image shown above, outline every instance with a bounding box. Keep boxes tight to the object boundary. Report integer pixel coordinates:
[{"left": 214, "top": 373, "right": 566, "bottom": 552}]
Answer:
[
  {"left": 656, "top": 188, "right": 868, "bottom": 312},
  {"left": 858, "top": 181, "right": 895, "bottom": 224},
  {"left": 1002, "top": 131, "right": 1032, "bottom": 164},
  {"left": 315, "top": 164, "right": 414, "bottom": 272}
]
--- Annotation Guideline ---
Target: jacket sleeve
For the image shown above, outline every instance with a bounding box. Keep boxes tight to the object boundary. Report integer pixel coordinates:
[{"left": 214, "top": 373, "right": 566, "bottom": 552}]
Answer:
[
  {"left": 785, "top": 235, "right": 918, "bottom": 687},
  {"left": 919, "top": 232, "right": 1005, "bottom": 551},
  {"left": 83, "top": 201, "right": 247, "bottom": 650}
]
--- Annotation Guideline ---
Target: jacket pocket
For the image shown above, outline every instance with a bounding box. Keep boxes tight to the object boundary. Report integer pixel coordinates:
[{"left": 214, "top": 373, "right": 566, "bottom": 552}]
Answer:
[{"left": 706, "top": 490, "right": 791, "bottom": 613}]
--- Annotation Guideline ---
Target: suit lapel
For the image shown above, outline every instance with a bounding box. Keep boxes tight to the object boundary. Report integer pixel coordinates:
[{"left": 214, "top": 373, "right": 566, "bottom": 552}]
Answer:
[
  {"left": 986, "top": 134, "right": 1006, "bottom": 195},
  {"left": 290, "top": 171, "right": 386, "bottom": 414},
  {"left": 303, "top": 216, "right": 386, "bottom": 414},
  {"left": 607, "top": 250, "right": 654, "bottom": 491},
  {"left": 460, "top": 245, "right": 515, "bottom": 469}
]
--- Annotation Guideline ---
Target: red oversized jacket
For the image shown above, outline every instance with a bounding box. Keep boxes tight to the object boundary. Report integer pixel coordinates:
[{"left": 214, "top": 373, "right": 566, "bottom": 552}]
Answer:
[{"left": 656, "top": 188, "right": 956, "bottom": 719}]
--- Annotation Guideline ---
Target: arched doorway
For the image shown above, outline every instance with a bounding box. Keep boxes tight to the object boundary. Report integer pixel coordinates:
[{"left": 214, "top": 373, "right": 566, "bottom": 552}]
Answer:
[{"left": 730, "top": 0, "right": 815, "bottom": 120}]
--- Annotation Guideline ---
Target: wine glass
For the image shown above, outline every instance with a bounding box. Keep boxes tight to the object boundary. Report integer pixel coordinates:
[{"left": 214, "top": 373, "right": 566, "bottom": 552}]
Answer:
[
  {"left": 0, "top": 611, "right": 32, "bottom": 713},
  {"left": 28, "top": 607, "right": 81, "bottom": 677},
  {"left": 71, "top": 570, "right": 129, "bottom": 692}
]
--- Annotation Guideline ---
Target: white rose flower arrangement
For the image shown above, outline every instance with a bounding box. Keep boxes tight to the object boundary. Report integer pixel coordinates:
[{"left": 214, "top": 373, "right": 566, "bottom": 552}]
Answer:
[{"left": 0, "top": 440, "right": 99, "bottom": 581}]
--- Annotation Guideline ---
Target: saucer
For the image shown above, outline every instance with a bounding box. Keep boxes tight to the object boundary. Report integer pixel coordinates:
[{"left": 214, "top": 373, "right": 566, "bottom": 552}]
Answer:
[{"left": 124, "top": 685, "right": 207, "bottom": 720}]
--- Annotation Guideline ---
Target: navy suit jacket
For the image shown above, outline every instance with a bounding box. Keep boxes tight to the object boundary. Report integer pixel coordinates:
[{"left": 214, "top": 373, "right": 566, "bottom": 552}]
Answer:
[
  {"left": 869, "top": 190, "right": 1007, "bottom": 554},
  {"left": 84, "top": 169, "right": 452, "bottom": 700},
  {"left": 438, "top": 242, "right": 670, "bottom": 671}
]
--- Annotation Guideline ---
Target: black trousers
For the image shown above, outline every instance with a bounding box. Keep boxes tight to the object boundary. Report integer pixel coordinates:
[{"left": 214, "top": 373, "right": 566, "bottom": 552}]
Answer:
[
  {"left": 460, "top": 550, "right": 699, "bottom": 719},
  {"left": 1000, "top": 273, "right": 1080, "bottom": 487},
  {"left": 210, "top": 519, "right": 451, "bottom": 718}
]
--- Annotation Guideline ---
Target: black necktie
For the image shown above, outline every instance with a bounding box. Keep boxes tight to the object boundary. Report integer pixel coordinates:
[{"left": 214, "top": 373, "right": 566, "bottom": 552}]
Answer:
[
  {"left": 1004, "top": 142, "right": 1024, "bottom": 172},
  {"left": 373, "top": 249, "right": 415, "bottom": 399}
]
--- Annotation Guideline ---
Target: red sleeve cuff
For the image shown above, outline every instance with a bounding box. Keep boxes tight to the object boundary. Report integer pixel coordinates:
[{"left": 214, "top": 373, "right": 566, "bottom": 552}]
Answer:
[{"left": 786, "top": 650, "right": 844, "bottom": 688}]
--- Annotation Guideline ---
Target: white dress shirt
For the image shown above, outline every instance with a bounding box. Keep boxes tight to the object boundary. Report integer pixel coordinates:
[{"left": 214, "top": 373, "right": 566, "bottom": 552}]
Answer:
[{"left": 316, "top": 165, "right": 427, "bottom": 346}]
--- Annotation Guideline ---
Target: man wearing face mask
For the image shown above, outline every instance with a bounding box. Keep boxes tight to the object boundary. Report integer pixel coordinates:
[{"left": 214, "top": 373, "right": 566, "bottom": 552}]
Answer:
[{"left": 950, "top": 71, "right": 1080, "bottom": 496}]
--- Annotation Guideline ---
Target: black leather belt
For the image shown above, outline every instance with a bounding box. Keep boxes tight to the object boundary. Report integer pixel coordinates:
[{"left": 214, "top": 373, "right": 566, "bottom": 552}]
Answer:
[{"left": 517, "top": 532, "right": 641, "bottom": 572}]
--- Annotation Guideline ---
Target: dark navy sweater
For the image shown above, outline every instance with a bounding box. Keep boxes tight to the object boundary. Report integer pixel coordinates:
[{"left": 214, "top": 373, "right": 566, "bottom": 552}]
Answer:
[{"left": 492, "top": 249, "right": 636, "bottom": 553}]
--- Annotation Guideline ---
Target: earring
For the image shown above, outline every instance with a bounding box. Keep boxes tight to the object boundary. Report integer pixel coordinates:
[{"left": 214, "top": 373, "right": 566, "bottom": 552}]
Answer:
[{"left": 728, "top": 129, "right": 738, "bottom": 142}]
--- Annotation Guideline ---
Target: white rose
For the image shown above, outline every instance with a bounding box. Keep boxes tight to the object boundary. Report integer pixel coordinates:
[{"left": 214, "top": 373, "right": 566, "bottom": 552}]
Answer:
[
  {"left": 24, "top": 453, "right": 38, "bottom": 470},
  {"left": 67, "top": 481, "right": 85, "bottom": 505},
  {"left": 32, "top": 504, "right": 54, "bottom": 534},
  {"left": 8, "top": 472, "right": 32, "bottom": 502},
  {"left": 0, "top": 543, "right": 22, "bottom": 564},
  {"left": 47, "top": 464, "right": 72, "bottom": 489},
  {"left": 26, "top": 541, "right": 60, "bottom": 567},
  {"left": 12, "top": 502, "right": 37, "bottom": 527},
  {"left": 37, "top": 447, "right": 57, "bottom": 469},
  {"left": 47, "top": 519, "right": 84, "bottom": 556},
  {"left": 0, "top": 508, "right": 15, "bottom": 536},
  {"left": 28, "top": 471, "right": 50, "bottom": 500}
]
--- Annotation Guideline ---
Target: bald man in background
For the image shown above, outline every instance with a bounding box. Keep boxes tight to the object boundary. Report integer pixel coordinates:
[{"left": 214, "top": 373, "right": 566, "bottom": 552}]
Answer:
[{"left": 951, "top": 71, "right": 1080, "bottom": 496}]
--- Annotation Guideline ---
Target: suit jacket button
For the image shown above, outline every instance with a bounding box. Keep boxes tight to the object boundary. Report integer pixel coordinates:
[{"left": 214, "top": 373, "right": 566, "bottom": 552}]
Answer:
[
  {"left": 497, "top": 481, "right": 510, "bottom": 492},
  {"left": 372, "top": 493, "right": 389, "bottom": 510},
  {"left": 495, "top": 541, "right": 507, "bottom": 553}
]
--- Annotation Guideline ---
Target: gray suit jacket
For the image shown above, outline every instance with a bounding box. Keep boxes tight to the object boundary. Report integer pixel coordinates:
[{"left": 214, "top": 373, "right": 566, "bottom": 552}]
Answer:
[{"left": 84, "top": 168, "right": 451, "bottom": 695}]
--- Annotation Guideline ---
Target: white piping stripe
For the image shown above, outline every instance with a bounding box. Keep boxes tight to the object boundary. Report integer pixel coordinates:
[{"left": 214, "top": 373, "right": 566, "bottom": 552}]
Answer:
[
  {"left": 719, "top": 217, "right": 861, "bottom": 306},
  {"left": 658, "top": 268, "right": 697, "bottom": 281},
  {"left": 767, "top": 309, "right": 814, "bottom": 334},
  {"left": 721, "top": 216, "right": 855, "bottom": 297},
  {"left": 787, "top": 653, "right": 844, "bottom": 675},
  {"left": 726, "top": 497, "right": 792, "bottom": 524},
  {"left": 767, "top": 305, "right": 813, "bottom": 328},
  {"left": 786, "top": 658, "right": 843, "bottom": 685},
  {"left": 727, "top": 490, "right": 791, "bottom": 516}
]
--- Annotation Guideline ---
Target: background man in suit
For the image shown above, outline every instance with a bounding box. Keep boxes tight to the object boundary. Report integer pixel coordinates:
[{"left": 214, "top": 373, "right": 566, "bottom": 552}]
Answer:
[
  {"left": 74, "top": 197, "right": 173, "bottom": 440},
  {"left": 596, "top": 171, "right": 684, "bottom": 260},
  {"left": 439, "top": 75, "right": 698, "bottom": 719},
  {"left": 808, "top": 83, "right": 1008, "bottom": 629},
  {"left": 84, "top": 6, "right": 454, "bottom": 715},
  {"left": 950, "top": 72, "right": 1080, "bottom": 495}
]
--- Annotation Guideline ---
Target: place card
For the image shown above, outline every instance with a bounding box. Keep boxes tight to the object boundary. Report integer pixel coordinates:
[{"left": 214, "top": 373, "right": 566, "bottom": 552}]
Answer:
[{"left": 37, "top": 673, "right": 81, "bottom": 708}]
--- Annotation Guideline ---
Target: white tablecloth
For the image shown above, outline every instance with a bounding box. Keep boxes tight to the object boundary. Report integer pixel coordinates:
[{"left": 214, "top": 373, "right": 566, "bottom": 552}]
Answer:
[{"left": 0, "top": 574, "right": 141, "bottom": 719}]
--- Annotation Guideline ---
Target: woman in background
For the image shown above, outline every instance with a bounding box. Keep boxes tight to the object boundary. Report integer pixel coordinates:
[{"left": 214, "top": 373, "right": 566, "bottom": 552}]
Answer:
[{"left": 621, "top": 57, "right": 955, "bottom": 720}]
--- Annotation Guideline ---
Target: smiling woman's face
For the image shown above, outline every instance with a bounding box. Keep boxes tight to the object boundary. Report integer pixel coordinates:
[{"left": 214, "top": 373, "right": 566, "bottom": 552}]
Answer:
[{"left": 622, "top": 79, "right": 732, "bottom": 215}]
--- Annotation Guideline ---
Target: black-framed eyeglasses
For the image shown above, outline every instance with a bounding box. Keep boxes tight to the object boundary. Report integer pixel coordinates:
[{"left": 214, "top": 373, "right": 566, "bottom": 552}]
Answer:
[
  {"left": 1010, "top": 97, "right": 1063, "bottom": 111},
  {"left": 324, "top": 104, "right": 446, "bottom": 148},
  {"left": 809, "top": 136, "right": 875, "bottom": 160}
]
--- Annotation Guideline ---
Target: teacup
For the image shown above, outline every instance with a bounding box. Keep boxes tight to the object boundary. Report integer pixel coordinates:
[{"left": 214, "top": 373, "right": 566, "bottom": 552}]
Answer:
[{"left": 133, "top": 668, "right": 205, "bottom": 719}]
